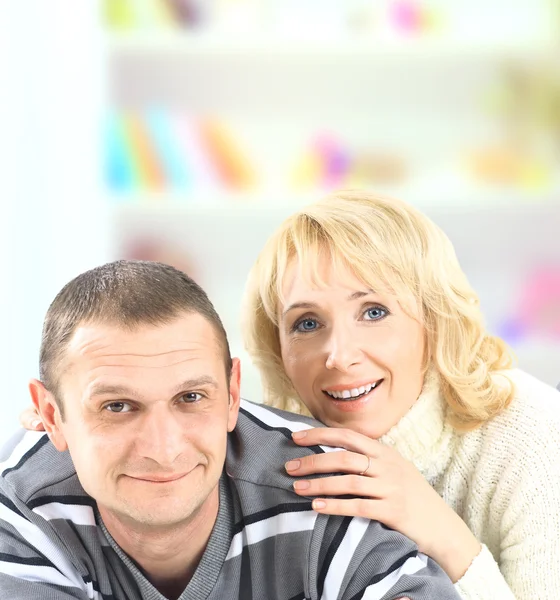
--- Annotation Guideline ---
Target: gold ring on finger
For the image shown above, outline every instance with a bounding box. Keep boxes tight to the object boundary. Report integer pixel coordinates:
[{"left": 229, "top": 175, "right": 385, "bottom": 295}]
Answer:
[{"left": 359, "top": 455, "right": 372, "bottom": 476}]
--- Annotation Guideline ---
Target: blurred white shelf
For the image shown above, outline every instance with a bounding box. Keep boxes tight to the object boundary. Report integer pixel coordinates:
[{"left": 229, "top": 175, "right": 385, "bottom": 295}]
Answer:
[
  {"left": 105, "top": 31, "right": 560, "bottom": 61},
  {"left": 109, "top": 190, "right": 317, "bottom": 214},
  {"left": 107, "top": 183, "right": 560, "bottom": 216}
]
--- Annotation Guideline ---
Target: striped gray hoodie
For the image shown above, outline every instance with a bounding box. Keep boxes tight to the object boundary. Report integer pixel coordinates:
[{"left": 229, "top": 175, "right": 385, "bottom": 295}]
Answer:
[{"left": 0, "top": 399, "right": 459, "bottom": 600}]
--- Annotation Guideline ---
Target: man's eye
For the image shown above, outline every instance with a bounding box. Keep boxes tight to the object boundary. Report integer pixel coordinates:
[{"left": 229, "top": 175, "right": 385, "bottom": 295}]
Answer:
[
  {"left": 104, "top": 402, "right": 132, "bottom": 413},
  {"left": 179, "top": 393, "right": 202, "bottom": 403}
]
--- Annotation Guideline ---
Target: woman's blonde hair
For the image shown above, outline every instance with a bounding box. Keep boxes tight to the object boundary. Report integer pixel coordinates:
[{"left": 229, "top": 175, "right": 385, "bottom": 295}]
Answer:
[{"left": 242, "top": 190, "right": 515, "bottom": 431}]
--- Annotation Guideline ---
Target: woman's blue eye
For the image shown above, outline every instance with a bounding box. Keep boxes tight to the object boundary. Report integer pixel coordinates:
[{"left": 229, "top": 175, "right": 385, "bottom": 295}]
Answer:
[
  {"left": 364, "top": 306, "right": 388, "bottom": 321},
  {"left": 296, "top": 318, "right": 318, "bottom": 332}
]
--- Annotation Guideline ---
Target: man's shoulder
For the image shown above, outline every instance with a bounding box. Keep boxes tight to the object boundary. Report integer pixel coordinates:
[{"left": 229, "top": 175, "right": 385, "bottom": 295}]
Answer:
[
  {"left": 0, "top": 429, "right": 81, "bottom": 504},
  {"left": 237, "top": 399, "right": 324, "bottom": 434},
  {"left": 226, "top": 400, "right": 328, "bottom": 489},
  {"left": 0, "top": 430, "right": 105, "bottom": 599}
]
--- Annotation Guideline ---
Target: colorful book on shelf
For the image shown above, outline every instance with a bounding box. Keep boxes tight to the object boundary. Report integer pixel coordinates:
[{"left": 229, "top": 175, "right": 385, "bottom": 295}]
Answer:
[
  {"left": 145, "top": 108, "right": 191, "bottom": 190},
  {"left": 174, "top": 114, "right": 220, "bottom": 192},
  {"left": 105, "top": 111, "right": 260, "bottom": 196},
  {"left": 199, "top": 119, "right": 256, "bottom": 190},
  {"left": 105, "top": 113, "right": 137, "bottom": 193},
  {"left": 121, "top": 113, "right": 167, "bottom": 191}
]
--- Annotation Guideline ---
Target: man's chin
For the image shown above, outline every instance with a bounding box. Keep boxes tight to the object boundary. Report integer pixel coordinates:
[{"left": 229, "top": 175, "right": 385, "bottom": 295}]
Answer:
[{"left": 102, "top": 498, "right": 201, "bottom": 531}]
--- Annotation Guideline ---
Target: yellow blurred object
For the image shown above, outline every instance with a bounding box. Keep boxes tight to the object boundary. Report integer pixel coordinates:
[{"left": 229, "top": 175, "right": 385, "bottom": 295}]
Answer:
[
  {"left": 467, "top": 146, "right": 524, "bottom": 184},
  {"left": 465, "top": 145, "right": 552, "bottom": 191},
  {"left": 104, "top": 0, "right": 178, "bottom": 29},
  {"left": 291, "top": 152, "right": 323, "bottom": 190},
  {"left": 149, "top": 0, "right": 178, "bottom": 27},
  {"left": 420, "top": 7, "right": 443, "bottom": 33},
  {"left": 105, "top": 0, "right": 135, "bottom": 29},
  {"left": 490, "top": 64, "right": 560, "bottom": 164},
  {"left": 518, "top": 161, "right": 551, "bottom": 191},
  {"left": 347, "top": 153, "right": 407, "bottom": 186}
]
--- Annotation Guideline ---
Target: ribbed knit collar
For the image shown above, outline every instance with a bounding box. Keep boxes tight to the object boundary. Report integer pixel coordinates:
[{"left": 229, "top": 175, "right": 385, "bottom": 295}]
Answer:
[{"left": 379, "top": 370, "right": 456, "bottom": 484}]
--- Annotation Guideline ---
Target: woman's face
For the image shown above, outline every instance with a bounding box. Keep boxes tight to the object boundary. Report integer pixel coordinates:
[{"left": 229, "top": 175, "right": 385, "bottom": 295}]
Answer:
[{"left": 278, "top": 255, "right": 426, "bottom": 438}]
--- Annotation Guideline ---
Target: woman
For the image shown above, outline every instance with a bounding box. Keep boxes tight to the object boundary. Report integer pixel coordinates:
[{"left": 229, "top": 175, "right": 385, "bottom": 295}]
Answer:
[{"left": 241, "top": 191, "right": 560, "bottom": 598}]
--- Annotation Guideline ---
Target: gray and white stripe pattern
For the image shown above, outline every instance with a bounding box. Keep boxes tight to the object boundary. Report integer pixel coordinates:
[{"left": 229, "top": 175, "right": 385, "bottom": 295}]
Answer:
[{"left": 0, "top": 400, "right": 459, "bottom": 599}]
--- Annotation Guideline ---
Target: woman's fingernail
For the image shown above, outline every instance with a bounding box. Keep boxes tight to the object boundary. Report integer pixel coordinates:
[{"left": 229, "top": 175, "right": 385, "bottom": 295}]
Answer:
[
  {"left": 31, "top": 420, "right": 42, "bottom": 429},
  {"left": 292, "top": 431, "right": 307, "bottom": 440},
  {"left": 285, "top": 460, "right": 300, "bottom": 471},
  {"left": 313, "top": 499, "right": 327, "bottom": 510},
  {"left": 293, "top": 480, "right": 310, "bottom": 491}
]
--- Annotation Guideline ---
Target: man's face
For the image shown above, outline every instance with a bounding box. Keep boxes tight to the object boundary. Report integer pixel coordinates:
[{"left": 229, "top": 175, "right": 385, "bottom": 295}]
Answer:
[{"left": 46, "top": 312, "right": 240, "bottom": 530}]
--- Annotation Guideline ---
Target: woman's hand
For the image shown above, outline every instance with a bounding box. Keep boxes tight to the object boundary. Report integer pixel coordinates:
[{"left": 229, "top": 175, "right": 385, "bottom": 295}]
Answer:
[
  {"left": 19, "top": 405, "right": 44, "bottom": 431},
  {"left": 286, "top": 427, "right": 481, "bottom": 583}
]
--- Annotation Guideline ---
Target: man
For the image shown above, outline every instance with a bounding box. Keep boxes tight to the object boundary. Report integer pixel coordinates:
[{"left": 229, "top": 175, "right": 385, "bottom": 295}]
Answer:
[{"left": 0, "top": 260, "right": 458, "bottom": 599}]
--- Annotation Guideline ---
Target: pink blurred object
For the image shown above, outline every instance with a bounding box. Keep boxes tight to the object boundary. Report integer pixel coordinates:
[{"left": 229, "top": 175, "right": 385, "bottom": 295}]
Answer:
[
  {"left": 517, "top": 268, "right": 560, "bottom": 339},
  {"left": 124, "top": 239, "right": 199, "bottom": 282},
  {"left": 314, "top": 135, "right": 351, "bottom": 188},
  {"left": 390, "top": 0, "right": 422, "bottom": 33}
]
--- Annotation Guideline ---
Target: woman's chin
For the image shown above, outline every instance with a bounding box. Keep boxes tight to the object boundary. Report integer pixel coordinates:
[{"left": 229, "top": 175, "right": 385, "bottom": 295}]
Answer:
[{"left": 324, "top": 415, "right": 391, "bottom": 439}]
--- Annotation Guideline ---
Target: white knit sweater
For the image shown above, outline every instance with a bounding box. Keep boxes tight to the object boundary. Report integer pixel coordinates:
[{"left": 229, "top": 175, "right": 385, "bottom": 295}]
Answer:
[{"left": 380, "top": 368, "right": 560, "bottom": 599}]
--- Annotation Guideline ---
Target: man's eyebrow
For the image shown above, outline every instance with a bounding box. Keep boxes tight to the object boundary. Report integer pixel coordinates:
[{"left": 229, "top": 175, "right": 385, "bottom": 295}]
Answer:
[
  {"left": 282, "top": 289, "right": 376, "bottom": 317},
  {"left": 88, "top": 383, "right": 138, "bottom": 398},
  {"left": 173, "top": 376, "right": 219, "bottom": 392},
  {"left": 88, "top": 376, "right": 219, "bottom": 399}
]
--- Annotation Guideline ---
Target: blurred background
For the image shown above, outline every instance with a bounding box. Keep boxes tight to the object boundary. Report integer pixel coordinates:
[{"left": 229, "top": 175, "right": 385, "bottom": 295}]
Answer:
[{"left": 1, "top": 0, "right": 559, "bottom": 440}]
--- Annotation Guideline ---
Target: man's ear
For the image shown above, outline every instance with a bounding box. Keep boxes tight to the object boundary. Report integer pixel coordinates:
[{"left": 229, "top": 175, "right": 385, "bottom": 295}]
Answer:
[
  {"left": 28, "top": 379, "right": 68, "bottom": 452},
  {"left": 227, "top": 358, "right": 241, "bottom": 432}
]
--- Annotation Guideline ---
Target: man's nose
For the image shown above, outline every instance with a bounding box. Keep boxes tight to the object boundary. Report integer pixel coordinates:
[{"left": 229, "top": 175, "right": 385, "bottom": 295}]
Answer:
[{"left": 135, "top": 408, "right": 183, "bottom": 467}]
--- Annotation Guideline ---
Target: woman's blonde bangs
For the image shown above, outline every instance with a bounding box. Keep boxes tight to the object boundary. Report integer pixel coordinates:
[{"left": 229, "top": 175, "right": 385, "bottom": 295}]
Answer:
[{"left": 273, "top": 207, "right": 419, "bottom": 310}]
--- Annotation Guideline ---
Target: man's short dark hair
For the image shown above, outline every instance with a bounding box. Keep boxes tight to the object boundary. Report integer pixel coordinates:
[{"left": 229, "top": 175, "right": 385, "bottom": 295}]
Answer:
[{"left": 39, "top": 260, "right": 232, "bottom": 415}]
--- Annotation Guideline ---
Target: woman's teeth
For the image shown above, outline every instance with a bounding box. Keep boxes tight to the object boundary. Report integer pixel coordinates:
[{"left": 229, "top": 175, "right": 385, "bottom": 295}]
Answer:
[{"left": 324, "top": 380, "right": 381, "bottom": 400}]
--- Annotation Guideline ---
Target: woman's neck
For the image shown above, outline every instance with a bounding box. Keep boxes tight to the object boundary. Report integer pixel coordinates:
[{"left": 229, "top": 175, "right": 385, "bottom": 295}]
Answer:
[{"left": 380, "top": 371, "right": 456, "bottom": 483}]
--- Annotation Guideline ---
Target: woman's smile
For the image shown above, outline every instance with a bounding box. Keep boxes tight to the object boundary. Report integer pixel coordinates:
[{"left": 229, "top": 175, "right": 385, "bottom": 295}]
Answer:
[{"left": 321, "top": 378, "right": 384, "bottom": 412}]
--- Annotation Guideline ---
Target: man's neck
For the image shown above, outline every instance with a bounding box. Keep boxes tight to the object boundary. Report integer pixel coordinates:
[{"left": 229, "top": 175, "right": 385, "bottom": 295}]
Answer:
[{"left": 99, "top": 487, "right": 220, "bottom": 600}]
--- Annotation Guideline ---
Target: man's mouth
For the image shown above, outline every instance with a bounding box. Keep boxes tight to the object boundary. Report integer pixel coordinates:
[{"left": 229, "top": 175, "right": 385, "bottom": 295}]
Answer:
[{"left": 131, "top": 472, "right": 189, "bottom": 484}]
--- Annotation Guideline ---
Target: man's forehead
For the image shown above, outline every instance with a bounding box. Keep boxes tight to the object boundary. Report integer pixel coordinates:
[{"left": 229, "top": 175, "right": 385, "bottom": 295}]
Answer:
[
  {"left": 60, "top": 347, "right": 227, "bottom": 404},
  {"left": 67, "top": 314, "right": 218, "bottom": 353},
  {"left": 60, "top": 315, "right": 224, "bottom": 380}
]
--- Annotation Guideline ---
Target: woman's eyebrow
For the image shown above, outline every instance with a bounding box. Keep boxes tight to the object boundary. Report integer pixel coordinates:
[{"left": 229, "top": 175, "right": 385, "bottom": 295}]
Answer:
[
  {"left": 348, "top": 289, "right": 376, "bottom": 301},
  {"left": 282, "top": 290, "right": 376, "bottom": 317},
  {"left": 282, "top": 301, "right": 318, "bottom": 317}
]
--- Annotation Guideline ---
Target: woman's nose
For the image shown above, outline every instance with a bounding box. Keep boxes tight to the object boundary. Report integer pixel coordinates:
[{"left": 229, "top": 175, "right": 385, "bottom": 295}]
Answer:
[{"left": 325, "top": 329, "right": 361, "bottom": 372}]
